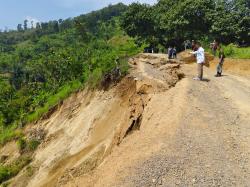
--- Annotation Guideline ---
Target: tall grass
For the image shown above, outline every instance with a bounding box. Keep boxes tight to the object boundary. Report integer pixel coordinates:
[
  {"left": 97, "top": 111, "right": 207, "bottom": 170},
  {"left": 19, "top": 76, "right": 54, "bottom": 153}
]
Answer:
[
  {"left": 0, "top": 156, "right": 32, "bottom": 184},
  {"left": 205, "top": 43, "right": 250, "bottom": 59},
  {"left": 0, "top": 81, "right": 82, "bottom": 146},
  {"left": 0, "top": 125, "right": 23, "bottom": 145},
  {"left": 26, "top": 80, "right": 82, "bottom": 123},
  {"left": 223, "top": 44, "right": 250, "bottom": 59}
]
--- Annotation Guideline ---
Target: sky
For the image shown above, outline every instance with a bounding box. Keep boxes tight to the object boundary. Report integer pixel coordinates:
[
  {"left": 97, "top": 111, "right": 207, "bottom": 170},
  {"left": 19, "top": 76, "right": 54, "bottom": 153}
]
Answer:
[{"left": 0, "top": 0, "right": 157, "bottom": 30}]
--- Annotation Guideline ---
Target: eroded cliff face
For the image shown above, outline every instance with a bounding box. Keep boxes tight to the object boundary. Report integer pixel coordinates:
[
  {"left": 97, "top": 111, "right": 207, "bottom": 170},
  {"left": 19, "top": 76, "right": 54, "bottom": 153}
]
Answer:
[{"left": 8, "top": 53, "right": 183, "bottom": 187}]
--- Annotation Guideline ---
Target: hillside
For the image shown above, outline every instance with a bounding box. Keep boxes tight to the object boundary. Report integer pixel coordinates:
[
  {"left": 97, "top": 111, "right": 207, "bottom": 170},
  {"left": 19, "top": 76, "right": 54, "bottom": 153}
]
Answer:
[
  {"left": 1, "top": 54, "right": 182, "bottom": 186},
  {"left": 0, "top": 3, "right": 143, "bottom": 185},
  {"left": 1, "top": 0, "right": 250, "bottom": 186},
  {"left": 0, "top": 3, "right": 139, "bottom": 144},
  {"left": 1, "top": 52, "right": 249, "bottom": 186}
]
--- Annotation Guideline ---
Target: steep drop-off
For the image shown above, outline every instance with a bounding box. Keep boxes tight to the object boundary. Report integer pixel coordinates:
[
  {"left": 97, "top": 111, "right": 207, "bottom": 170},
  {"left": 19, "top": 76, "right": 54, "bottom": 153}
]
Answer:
[{"left": 8, "top": 53, "right": 183, "bottom": 187}]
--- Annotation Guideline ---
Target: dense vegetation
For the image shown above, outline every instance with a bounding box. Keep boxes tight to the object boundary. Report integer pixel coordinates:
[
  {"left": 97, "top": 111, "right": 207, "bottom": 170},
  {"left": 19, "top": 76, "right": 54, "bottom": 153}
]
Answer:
[
  {"left": 121, "top": 0, "right": 250, "bottom": 48},
  {"left": 0, "top": 3, "right": 141, "bottom": 145}
]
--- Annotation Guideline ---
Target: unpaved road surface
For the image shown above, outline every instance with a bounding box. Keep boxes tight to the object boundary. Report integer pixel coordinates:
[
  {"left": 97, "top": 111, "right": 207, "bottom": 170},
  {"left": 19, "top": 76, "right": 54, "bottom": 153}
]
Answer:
[{"left": 67, "top": 54, "right": 250, "bottom": 187}]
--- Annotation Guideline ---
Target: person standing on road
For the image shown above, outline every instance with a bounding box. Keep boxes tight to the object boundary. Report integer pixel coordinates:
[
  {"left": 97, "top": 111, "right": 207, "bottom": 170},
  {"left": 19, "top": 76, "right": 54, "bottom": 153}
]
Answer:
[
  {"left": 210, "top": 40, "right": 218, "bottom": 56},
  {"left": 215, "top": 46, "right": 225, "bottom": 77},
  {"left": 172, "top": 47, "right": 177, "bottom": 59},
  {"left": 184, "top": 40, "right": 189, "bottom": 50},
  {"left": 168, "top": 46, "right": 173, "bottom": 59},
  {"left": 190, "top": 42, "right": 205, "bottom": 81}
]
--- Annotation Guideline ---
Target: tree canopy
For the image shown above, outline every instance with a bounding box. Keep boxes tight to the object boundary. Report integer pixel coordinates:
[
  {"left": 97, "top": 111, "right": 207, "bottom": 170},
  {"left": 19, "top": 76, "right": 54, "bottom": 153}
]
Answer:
[{"left": 121, "top": 0, "right": 250, "bottom": 47}]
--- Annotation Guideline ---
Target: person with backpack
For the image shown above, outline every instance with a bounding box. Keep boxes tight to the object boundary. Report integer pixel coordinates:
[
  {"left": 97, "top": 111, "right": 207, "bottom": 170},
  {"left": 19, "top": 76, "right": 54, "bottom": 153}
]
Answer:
[
  {"left": 215, "top": 46, "right": 225, "bottom": 77},
  {"left": 190, "top": 42, "right": 205, "bottom": 81}
]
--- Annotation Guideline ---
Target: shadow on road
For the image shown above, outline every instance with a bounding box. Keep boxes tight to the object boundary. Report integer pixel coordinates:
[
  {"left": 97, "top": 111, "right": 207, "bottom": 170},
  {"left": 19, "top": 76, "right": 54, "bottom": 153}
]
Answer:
[{"left": 202, "top": 78, "right": 210, "bottom": 82}]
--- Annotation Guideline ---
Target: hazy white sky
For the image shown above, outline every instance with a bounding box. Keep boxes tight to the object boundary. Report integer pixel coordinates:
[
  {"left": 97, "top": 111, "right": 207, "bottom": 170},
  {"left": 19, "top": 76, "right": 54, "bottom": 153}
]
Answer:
[{"left": 0, "top": 0, "right": 157, "bottom": 30}]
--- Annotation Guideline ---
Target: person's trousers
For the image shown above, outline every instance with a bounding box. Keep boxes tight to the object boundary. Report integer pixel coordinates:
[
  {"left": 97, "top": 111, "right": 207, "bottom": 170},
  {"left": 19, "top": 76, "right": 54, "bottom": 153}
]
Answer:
[
  {"left": 212, "top": 49, "right": 216, "bottom": 56},
  {"left": 197, "top": 63, "right": 203, "bottom": 80},
  {"left": 217, "top": 60, "right": 224, "bottom": 74}
]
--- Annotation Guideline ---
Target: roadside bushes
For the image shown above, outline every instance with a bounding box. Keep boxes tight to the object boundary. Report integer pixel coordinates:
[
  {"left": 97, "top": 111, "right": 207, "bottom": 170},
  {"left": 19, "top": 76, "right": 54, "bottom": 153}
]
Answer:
[
  {"left": 17, "top": 137, "right": 41, "bottom": 154},
  {"left": 0, "top": 156, "right": 32, "bottom": 184},
  {"left": 223, "top": 44, "right": 250, "bottom": 59}
]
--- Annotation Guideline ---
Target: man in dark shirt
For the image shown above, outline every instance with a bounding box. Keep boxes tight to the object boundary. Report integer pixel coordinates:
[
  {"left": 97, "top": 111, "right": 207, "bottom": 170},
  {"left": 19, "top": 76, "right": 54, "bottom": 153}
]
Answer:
[
  {"left": 215, "top": 46, "right": 225, "bottom": 77},
  {"left": 191, "top": 40, "right": 197, "bottom": 51}
]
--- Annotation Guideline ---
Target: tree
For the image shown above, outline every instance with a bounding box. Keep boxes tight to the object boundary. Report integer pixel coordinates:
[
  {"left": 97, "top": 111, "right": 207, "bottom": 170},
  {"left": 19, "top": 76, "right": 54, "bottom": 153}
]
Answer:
[
  {"left": 52, "top": 21, "right": 59, "bottom": 33},
  {"left": 58, "top": 19, "right": 63, "bottom": 24},
  {"left": 59, "top": 19, "right": 73, "bottom": 31},
  {"left": 208, "top": 0, "right": 250, "bottom": 44},
  {"left": 17, "top": 24, "right": 23, "bottom": 32},
  {"left": 41, "top": 22, "right": 49, "bottom": 31},
  {"left": 232, "top": 0, "right": 250, "bottom": 44},
  {"left": 31, "top": 21, "right": 34, "bottom": 29},
  {"left": 121, "top": 3, "right": 158, "bottom": 46},
  {"left": 155, "top": 0, "right": 215, "bottom": 45},
  {"left": 24, "top": 20, "right": 28, "bottom": 30},
  {"left": 121, "top": 0, "right": 249, "bottom": 47},
  {"left": 36, "top": 22, "right": 41, "bottom": 29}
]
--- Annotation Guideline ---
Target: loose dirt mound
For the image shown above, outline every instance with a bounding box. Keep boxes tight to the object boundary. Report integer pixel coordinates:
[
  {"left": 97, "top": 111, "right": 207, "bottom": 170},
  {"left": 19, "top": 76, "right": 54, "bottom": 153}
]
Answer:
[
  {"left": 9, "top": 53, "right": 183, "bottom": 187},
  {"left": 178, "top": 50, "right": 214, "bottom": 67}
]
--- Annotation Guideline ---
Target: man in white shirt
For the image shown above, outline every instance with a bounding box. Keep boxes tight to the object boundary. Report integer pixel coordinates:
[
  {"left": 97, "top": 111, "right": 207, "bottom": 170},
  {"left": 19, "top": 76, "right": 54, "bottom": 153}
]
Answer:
[{"left": 190, "top": 42, "right": 205, "bottom": 81}]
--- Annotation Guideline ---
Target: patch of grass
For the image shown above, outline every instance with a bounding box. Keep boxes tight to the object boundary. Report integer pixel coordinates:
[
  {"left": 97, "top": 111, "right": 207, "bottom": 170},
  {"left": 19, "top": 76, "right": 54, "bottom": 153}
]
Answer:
[
  {"left": 16, "top": 138, "right": 27, "bottom": 153},
  {"left": 17, "top": 137, "right": 41, "bottom": 153},
  {"left": 0, "top": 127, "right": 23, "bottom": 146},
  {"left": 0, "top": 181, "right": 10, "bottom": 187},
  {"left": 27, "top": 140, "right": 40, "bottom": 151},
  {"left": 0, "top": 156, "right": 32, "bottom": 184},
  {"left": 206, "top": 43, "right": 250, "bottom": 59},
  {"left": 26, "top": 80, "right": 82, "bottom": 123},
  {"left": 88, "top": 68, "right": 103, "bottom": 88},
  {"left": 25, "top": 166, "right": 35, "bottom": 177},
  {"left": 223, "top": 44, "right": 250, "bottom": 59}
]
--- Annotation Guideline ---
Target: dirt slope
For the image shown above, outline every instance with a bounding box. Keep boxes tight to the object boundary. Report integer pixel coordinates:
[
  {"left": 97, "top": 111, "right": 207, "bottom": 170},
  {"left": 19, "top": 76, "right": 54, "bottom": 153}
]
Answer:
[
  {"left": 7, "top": 52, "right": 250, "bottom": 186},
  {"left": 63, "top": 54, "right": 250, "bottom": 187},
  {"left": 9, "top": 53, "right": 183, "bottom": 187},
  {"left": 210, "top": 57, "right": 250, "bottom": 77}
]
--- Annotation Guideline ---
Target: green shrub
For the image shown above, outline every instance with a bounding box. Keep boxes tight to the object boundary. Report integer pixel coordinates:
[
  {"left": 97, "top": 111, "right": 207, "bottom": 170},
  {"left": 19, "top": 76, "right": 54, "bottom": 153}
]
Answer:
[
  {"left": 0, "top": 156, "right": 31, "bottom": 184},
  {"left": 119, "top": 57, "right": 130, "bottom": 75},
  {"left": 0, "top": 181, "right": 10, "bottom": 187},
  {"left": 88, "top": 68, "right": 103, "bottom": 88},
  {"left": 0, "top": 127, "right": 23, "bottom": 146},
  {"left": 223, "top": 44, "right": 235, "bottom": 57},
  {"left": 16, "top": 138, "right": 27, "bottom": 152},
  {"left": 27, "top": 140, "right": 40, "bottom": 151},
  {"left": 223, "top": 45, "right": 250, "bottom": 59},
  {"left": 206, "top": 43, "right": 250, "bottom": 59},
  {"left": 0, "top": 166, "right": 10, "bottom": 184},
  {"left": 25, "top": 166, "right": 35, "bottom": 177},
  {"left": 26, "top": 80, "right": 82, "bottom": 123}
]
